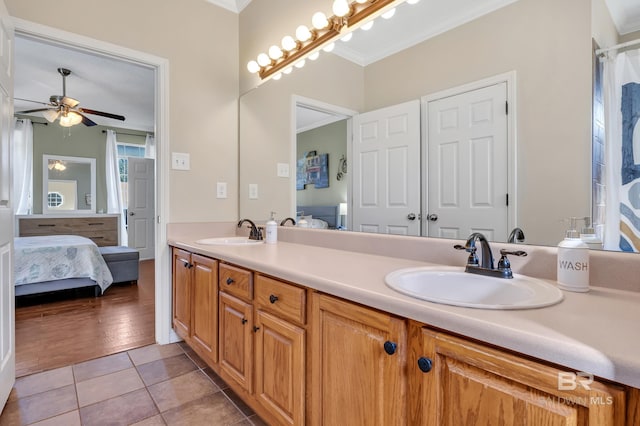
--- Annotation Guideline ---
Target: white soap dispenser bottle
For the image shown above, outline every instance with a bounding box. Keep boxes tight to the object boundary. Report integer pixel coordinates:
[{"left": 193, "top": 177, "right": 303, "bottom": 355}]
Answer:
[
  {"left": 557, "top": 217, "right": 590, "bottom": 292},
  {"left": 580, "top": 217, "right": 603, "bottom": 250},
  {"left": 265, "top": 211, "right": 278, "bottom": 244}
]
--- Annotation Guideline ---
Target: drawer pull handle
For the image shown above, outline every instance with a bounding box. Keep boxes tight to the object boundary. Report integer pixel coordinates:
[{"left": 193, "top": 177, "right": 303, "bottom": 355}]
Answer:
[
  {"left": 417, "top": 357, "right": 433, "bottom": 373},
  {"left": 241, "top": 318, "right": 248, "bottom": 325},
  {"left": 253, "top": 326, "right": 260, "bottom": 333},
  {"left": 383, "top": 341, "right": 397, "bottom": 355},
  {"left": 226, "top": 277, "right": 234, "bottom": 285},
  {"left": 88, "top": 222, "right": 104, "bottom": 226},
  {"left": 38, "top": 224, "right": 56, "bottom": 227},
  {"left": 269, "top": 294, "right": 279, "bottom": 304}
]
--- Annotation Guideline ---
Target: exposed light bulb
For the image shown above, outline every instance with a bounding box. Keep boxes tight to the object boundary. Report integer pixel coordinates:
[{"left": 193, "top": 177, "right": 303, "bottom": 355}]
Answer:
[
  {"left": 355, "top": 0, "right": 368, "bottom": 3},
  {"left": 272, "top": 73, "right": 282, "bottom": 80},
  {"left": 312, "top": 12, "right": 329, "bottom": 30},
  {"left": 407, "top": 0, "right": 420, "bottom": 4},
  {"left": 296, "top": 25, "right": 312, "bottom": 42},
  {"left": 332, "top": 0, "right": 350, "bottom": 17},
  {"left": 341, "top": 32, "right": 353, "bottom": 42},
  {"left": 282, "top": 35, "right": 297, "bottom": 51},
  {"left": 268, "top": 45, "right": 283, "bottom": 60},
  {"left": 361, "top": 21, "right": 374, "bottom": 31},
  {"left": 309, "top": 51, "right": 320, "bottom": 61},
  {"left": 283, "top": 67, "right": 293, "bottom": 74},
  {"left": 257, "top": 53, "right": 271, "bottom": 67},
  {"left": 247, "top": 60, "right": 260, "bottom": 73},
  {"left": 382, "top": 8, "right": 396, "bottom": 19},
  {"left": 323, "top": 42, "right": 335, "bottom": 52},
  {"left": 294, "top": 59, "right": 306, "bottom": 69}
]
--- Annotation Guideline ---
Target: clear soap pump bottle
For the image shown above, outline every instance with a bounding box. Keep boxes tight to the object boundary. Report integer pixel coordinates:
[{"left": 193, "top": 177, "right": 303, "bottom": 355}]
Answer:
[
  {"left": 265, "top": 211, "right": 278, "bottom": 244},
  {"left": 557, "top": 217, "right": 589, "bottom": 292}
]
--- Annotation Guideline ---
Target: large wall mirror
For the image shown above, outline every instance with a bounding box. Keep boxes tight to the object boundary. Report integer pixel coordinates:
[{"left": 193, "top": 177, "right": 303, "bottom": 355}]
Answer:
[
  {"left": 42, "top": 155, "right": 96, "bottom": 214},
  {"left": 239, "top": 0, "right": 639, "bottom": 251}
]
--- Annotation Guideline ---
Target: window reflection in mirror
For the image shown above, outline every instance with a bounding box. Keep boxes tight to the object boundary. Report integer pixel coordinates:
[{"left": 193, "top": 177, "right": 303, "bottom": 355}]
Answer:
[{"left": 42, "top": 155, "right": 96, "bottom": 214}]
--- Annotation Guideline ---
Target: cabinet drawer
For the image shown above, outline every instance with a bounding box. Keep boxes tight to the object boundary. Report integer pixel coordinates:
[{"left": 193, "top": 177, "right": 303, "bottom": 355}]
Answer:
[
  {"left": 255, "top": 274, "right": 306, "bottom": 324},
  {"left": 219, "top": 263, "right": 253, "bottom": 301}
]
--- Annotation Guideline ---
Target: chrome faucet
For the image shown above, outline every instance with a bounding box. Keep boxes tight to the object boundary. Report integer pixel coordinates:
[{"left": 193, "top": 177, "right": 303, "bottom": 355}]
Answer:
[
  {"left": 454, "top": 232, "right": 527, "bottom": 279},
  {"left": 280, "top": 217, "right": 296, "bottom": 226},
  {"left": 508, "top": 227, "right": 525, "bottom": 244},
  {"left": 237, "top": 219, "right": 263, "bottom": 240}
]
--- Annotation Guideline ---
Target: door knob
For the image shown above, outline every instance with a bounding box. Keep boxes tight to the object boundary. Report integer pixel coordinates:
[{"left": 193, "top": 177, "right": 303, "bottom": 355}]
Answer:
[
  {"left": 427, "top": 214, "right": 438, "bottom": 222},
  {"left": 129, "top": 211, "right": 136, "bottom": 216},
  {"left": 407, "top": 213, "right": 417, "bottom": 221}
]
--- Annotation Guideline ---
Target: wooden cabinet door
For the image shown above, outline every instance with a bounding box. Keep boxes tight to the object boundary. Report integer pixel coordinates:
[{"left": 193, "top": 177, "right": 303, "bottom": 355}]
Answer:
[
  {"left": 412, "top": 327, "right": 626, "bottom": 426},
  {"left": 190, "top": 254, "right": 218, "bottom": 365},
  {"left": 172, "top": 248, "right": 192, "bottom": 340},
  {"left": 219, "top": 291, "right": 253, "bottom": 393},
  {"left": 311, "top": 293, "right": 407, "bottom": 426},
  {"left": 255, "top": 310, "right": 305, "bottom": 426}
]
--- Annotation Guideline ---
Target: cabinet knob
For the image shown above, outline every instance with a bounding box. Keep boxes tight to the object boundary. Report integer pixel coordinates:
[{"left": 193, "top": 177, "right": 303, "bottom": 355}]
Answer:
[
  {"left": 417, "top": 357, "right": 433, "bottom": 373},
  {"left": 241, "top": 318, "right": 248, "bottom": 325},
  {"left": 383, "top": 341, "right": 397, "bottom": 355},
  {"left": 226, "top": 277, "right": 234, "bottom": 285},
  {"left": 183, "top": 261, "right": 189, "bottom": 268},
  {"left": 269, "top": 294, "right": 279, "bottom": 304},
  {"left": 253, "top": 326, "right": 260, "bottom": 333}
]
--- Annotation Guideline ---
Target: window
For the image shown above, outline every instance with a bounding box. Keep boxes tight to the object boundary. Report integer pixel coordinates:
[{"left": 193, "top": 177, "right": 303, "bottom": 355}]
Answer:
[
  {"left": 116, "top": 143, "right": 146, "bottom": 209},
  {"left": 47, "top": 191, "right": 63, "bottom": 208}
]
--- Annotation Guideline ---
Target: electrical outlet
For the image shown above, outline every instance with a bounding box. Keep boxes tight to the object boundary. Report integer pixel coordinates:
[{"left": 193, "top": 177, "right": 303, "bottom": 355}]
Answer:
[
  {"left": 171, "top": 152, "right": 190, "bottom": 170},
  {"left": 216, "top": 182, "right": 227, "bottom": 199},
  {"left": 277, "top": 163, "right": 290, "bottom": 178},
  {"left": 249, "top": 184, "right": 258, "bottom": 199}
]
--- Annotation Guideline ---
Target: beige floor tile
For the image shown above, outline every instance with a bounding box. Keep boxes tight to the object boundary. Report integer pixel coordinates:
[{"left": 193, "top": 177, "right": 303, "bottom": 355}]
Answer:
[
  {"left": 76, "top": 367, "right": 144, "bottom": 407},
  {"left": 147, "top": 370, "right": 219, "bottom": 412},
  {"left": 247, "top": 414, "right": 270, "bottom": 426},
  {"left": 202, "top": 367, "right": 229, "bottom": 390},
  {"left": 30, "top": 410, "right": 81, "bottom": 426},
  {"left": 161, "top": 393, "right": 245, "bottom": 426},
  {"left": 0, "top": 385, "right": 77, "bottom": 426},
  {"left": 223, "top": 387, "right": 255, "bottom": 416},
  {"left": 79, "top": 388, "right": 158, "bottom": 426},
  {"left": 73, "top": 352, "right": 133, "bottom": 382},
  {"left": 12, "top": 366, "right": 74, "bottom": 399},
  {"left": 130, "top": 414, "right": 167, "bottom": 425},
  {"left": 178, "top": 345, "right": 208, "bottom": 369},
  {"left": 136, "top": 353, "right": 198, "bottom": 386},
  {"left": 128, "top": 344, "right": 184, "bottom": 366}
]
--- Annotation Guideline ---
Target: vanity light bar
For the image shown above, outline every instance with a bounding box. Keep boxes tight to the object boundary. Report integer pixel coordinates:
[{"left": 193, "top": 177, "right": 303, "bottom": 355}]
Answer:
[{"left": 250, "top": 0, "right": 408, "bottom": 81}]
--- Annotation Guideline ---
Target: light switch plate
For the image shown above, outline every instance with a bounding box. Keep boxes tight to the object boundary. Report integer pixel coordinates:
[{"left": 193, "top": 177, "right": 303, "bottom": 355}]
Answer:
[
  {"left": 171, "top": 152, "right": 190, "bottom": 170},
  {"left": 249, "top": 184, "right": 258, "bottom": 199},
  {"left": 216, "top": 182, "right": 227, "bottom": 199},
  {"left": 277, "top": 163, "right": 290, "bottom": 178}
]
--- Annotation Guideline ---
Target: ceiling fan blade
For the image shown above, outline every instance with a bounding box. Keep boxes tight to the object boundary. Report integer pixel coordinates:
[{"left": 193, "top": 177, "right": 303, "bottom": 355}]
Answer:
[
  {"left": 14, "top": 97, "right": 51, "bottom": 106},
  {"left": 16, "top": 108, "right": 53, "bottom": 114},
  {"left": 77, "top": 112, "right": 98, "bottom": 127},
  {"left": 61, "top": 96, "right": 80, "bottom": 108},
  {"left": 78, "top": 108, "right": 125, "bottom": 121}
]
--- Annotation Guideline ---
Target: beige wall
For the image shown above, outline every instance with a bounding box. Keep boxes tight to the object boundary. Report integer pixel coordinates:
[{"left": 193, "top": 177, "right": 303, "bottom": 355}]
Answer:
[
  {"left": 7, "top": 0, "right": 239, "bottom": 223},
  {"left": 239, "top": 0, "right": 596, "bottom": 245}
]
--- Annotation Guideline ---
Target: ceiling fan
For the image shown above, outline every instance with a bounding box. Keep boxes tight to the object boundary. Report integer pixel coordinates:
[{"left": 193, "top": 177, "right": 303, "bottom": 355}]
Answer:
[{"left": 16, "top": 67, "right": 126, "bottom": 127}]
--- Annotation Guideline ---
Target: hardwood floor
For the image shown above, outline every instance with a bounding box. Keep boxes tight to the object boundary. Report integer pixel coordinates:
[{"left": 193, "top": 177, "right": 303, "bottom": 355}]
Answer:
[{"left": 15, "top": 260, "right": 156, "bottom": 378}]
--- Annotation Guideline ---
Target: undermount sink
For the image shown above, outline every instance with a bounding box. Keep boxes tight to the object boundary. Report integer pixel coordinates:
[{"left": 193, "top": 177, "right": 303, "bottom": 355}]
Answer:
[
  {"left": 195, "top": 237, "right": 263, "bottom": 245},
  {"left": 385, "top": 266, "right": 563, "bottom": 310}
]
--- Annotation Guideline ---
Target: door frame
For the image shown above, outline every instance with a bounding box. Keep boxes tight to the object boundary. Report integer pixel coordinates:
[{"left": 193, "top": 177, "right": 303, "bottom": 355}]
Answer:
[
  {"left": 421, "top": 71, "right": 517, "bottom": 238},
  {"left": 13, "top": 18, "right": 174, "bottom": 344}
]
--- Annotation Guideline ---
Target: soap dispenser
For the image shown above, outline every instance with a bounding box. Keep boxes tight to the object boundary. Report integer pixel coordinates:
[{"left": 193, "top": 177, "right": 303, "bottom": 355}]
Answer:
[
  {"left": 265, "top": 211, "right": 278, "bottom": 244},
  {"left": 580, "top": 217, "right": 603, "bottom": 250},
  {"left": 557, "top": 217, "right": 589, "bottom": 292}
]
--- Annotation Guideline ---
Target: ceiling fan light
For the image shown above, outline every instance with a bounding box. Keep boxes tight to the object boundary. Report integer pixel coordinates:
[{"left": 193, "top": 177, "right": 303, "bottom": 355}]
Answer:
[
  {"left": 69, "top": 111, "right": 83, "bottom": 125},
  {"left": 42, "top": 109, "right": 59, "bottom": 123}
]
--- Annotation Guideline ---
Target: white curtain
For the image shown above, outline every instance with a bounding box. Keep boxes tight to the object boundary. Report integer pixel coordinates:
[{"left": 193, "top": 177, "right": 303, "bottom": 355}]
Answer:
[
  {"left": 602, "top": 48, "right": 640, "bottom": 251},
  {"left": 12, "top": 118, "right": 33, "bottom": 215},
  {"left": 144, "top": 134, "right": 155, "bottom": 159},
  {"left": 105, "top": 130, "right": 128, "bottom": 245}
]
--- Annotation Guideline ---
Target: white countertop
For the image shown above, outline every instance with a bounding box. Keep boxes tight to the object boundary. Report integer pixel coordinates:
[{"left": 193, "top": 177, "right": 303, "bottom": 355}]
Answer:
[{"left": 169, "top": 236, "right": 640, "bottom": 389}]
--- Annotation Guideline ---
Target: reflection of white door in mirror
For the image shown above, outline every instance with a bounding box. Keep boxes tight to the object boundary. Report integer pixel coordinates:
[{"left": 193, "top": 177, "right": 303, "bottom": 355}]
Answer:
[{"left": 42, "top": 154, "right": 96, "bottom": 214}]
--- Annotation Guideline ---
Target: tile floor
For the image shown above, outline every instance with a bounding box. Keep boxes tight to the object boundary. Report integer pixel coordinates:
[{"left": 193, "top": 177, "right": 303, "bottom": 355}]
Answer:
[{"left": 0, "top": 342, "right": 268, "bottom": 426}]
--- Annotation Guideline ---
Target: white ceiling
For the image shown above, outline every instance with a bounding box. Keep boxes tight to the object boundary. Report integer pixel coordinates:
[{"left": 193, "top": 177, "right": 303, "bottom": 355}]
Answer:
[{"left": 13, "top": 0, "right": 640, "bottom": 133}]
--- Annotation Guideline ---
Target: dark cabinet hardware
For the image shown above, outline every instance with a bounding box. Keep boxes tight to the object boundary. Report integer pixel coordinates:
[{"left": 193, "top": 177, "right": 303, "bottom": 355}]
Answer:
[
  {"left": 417, "top": 357, "right": 433, "bottom": 373},
  {"left": 241, "top": 318, "right": 248, "bottom": 325},
  {"left": 226, "top": 277, "right": 234, "bottom": 285},
  {"left": 253, "top": 326, "right": 260, "bottom": 332},
  {"left": 269, "top": 294, "right": 279, "bottom": 304},
  {"left": 383, "top": 341, "right": 397, "bottom": 355}
]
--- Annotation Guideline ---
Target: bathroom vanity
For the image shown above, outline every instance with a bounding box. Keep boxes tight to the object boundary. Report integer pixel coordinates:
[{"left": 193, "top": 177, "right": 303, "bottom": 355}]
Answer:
[{"left": 169, "top": 225, "right": 640, "bottom": 425}]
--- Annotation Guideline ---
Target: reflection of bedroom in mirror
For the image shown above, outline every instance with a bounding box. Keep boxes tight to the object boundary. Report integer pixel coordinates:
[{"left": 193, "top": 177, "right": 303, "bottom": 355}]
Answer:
[{"left": 42, "top": 154, "right": 96, "bottom": 214}]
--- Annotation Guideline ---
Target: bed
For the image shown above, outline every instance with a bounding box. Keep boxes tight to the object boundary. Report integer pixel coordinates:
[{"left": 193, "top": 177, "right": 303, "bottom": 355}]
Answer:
[
  {"left": 296, "top": 205, "right": 340, "bottom": 229},
  {"left": 14, "top": 235, "right": 114, "bottom": 297}
]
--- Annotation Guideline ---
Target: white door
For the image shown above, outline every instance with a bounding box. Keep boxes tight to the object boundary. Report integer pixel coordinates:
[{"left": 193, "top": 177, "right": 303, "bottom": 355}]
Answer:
[
  {"left": 426, "top": 82, "right": 508, "bottom": 241},
  {"left": 352, "top": 100, "right": 421, "bottom": 235},
  {"left": 0, "top": 0, "right": 14, "bottom": 410},
  {"left": 127, "top": 157, "right": 155, "bottom": 260}
]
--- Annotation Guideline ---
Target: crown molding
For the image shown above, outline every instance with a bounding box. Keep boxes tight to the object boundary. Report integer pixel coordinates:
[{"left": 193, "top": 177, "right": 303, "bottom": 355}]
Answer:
[{"left": 205, "top": 0, "right": 251, "bottom": 13}]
